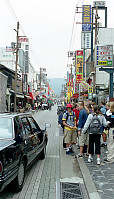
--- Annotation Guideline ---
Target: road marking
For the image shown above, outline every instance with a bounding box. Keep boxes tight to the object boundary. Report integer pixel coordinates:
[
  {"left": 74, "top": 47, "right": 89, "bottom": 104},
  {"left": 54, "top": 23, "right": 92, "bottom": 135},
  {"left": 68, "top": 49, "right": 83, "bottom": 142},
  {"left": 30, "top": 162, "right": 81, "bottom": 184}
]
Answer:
[{"left": 46, "top": 155, "right": 60, "bottom": 158}]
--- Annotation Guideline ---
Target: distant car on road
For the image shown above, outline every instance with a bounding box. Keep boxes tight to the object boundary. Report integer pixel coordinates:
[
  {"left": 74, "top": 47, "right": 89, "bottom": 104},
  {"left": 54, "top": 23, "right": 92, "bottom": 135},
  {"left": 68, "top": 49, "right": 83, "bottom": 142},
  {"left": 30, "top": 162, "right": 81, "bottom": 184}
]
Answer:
[
  {"left": 0, "top": 113, "right": 50, "bottom": 192},
  {"left": 42, "top": 103, "right": 49, "bottom": 110}
]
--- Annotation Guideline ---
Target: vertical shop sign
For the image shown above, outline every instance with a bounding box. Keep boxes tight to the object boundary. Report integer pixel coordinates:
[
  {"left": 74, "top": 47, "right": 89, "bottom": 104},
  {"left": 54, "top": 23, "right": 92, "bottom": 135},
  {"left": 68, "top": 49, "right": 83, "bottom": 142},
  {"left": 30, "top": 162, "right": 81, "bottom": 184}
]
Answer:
[
  {"left": 76, "top": 51, "right": 83, "bottom": 84},
  {"left": 82, "top": 5, "right": 91, "bottom": 32}
]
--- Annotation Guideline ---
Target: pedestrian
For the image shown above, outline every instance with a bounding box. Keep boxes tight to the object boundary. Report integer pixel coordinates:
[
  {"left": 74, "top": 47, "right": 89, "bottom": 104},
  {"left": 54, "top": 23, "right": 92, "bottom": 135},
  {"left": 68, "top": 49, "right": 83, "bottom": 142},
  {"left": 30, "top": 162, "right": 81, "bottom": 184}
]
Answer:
[
  {"left": 104, "top": 102, "right": 114, "bottom": 163},
  {"left": 77, "top": 102, "right": 88, "bottom": 157},
  {"left": 100, "top": 101, "right": 107, "bottom": 147},
  {"left": 103, "top": 102, "right": 112, "bottom": 146},
  {"left": 85, "top": 103, "right": 92, "bottom": 114},
  {"left": 62, "top": 104, "right": 77, "bottom": 155},
  {"left": 82, "top": 105, "right": 110, "bottom": 165},
  {"left": 73, "top": 103, "right": 80, "bottom": 147}
]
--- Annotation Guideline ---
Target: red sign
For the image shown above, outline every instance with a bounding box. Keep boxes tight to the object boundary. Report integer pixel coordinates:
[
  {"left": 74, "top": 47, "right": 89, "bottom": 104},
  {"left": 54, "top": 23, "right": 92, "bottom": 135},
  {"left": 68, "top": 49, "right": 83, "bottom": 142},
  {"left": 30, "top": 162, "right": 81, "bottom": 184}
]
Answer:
[
  {"left": 76, "top": 74, "right": 83, "bottom": 83},
  {"left": 76, "top": 50, "right": 83, "bottom": 56},
  {"left": 19, "top": 37, "right": 28, "bottom": 43},
  {"left": 71, "top": 93, "right": 79, "bottom": 99}
]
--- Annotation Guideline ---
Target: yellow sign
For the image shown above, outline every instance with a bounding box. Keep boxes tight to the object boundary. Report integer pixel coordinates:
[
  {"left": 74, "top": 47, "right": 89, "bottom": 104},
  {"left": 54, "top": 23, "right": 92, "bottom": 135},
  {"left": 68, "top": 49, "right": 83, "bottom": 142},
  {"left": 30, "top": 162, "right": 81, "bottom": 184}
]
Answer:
[
  {"left": 88, "top": 87, "right": 93, "bottom": 93},
  {"left": 98, "top": 61, "right": 107, "bottom": 65}
]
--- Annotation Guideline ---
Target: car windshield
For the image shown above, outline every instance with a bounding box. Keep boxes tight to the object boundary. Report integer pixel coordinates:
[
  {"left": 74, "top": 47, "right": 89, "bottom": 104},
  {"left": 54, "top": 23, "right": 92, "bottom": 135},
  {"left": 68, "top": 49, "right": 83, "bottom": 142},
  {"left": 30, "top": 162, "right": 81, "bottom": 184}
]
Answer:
[{"left": 0, "top": 117, "right": 13, "bottom": 139}]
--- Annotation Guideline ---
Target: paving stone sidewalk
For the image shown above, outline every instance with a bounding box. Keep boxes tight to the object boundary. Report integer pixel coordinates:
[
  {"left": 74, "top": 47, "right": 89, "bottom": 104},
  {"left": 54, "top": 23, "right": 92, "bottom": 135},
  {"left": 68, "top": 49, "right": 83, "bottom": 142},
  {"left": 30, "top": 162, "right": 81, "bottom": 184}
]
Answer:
[{"left": 83, "top": 147, "right": 114, "bottom": 199}]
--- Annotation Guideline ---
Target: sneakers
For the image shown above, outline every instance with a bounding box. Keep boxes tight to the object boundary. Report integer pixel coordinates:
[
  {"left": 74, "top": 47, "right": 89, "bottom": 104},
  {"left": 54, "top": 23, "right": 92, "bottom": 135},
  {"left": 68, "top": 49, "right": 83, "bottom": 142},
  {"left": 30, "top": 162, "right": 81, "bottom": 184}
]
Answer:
[
  {"left": 84, "top": 153, "right": 89, "bottom": 157},
  {"left": 104, "top": 143, "right": 107, "bottom": 148},
  {"left": 88, "top": 157, "right": 93, "bottom": 162},
  {"left": 104, "top": 158, "right": 110, "bottom": 163},
  {"left": 76, "top": 154, "right": 83, "bottom": 158},
  {"left": 100, "top": 143, "right": 105, "bottom": 147},
  {"left": 97, "top": 158, "right": 100, "bottom": 165},
  {"left": 101, "top": 143, "right": 107, "bottom": 148}
]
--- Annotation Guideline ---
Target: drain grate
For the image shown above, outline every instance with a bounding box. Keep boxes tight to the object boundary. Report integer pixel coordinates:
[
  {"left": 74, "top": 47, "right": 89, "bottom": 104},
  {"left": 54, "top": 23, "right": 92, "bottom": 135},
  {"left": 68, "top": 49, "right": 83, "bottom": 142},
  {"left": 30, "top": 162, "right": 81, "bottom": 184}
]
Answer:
[{"left": 61, "top": 182, "right": 83, "bottom": 199}]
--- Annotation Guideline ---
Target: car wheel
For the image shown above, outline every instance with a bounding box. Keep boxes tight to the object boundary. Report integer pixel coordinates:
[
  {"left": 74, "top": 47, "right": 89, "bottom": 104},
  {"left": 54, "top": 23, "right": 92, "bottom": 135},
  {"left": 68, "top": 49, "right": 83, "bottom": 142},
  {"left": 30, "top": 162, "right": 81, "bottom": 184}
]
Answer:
[
  {"left": 11, "top": 160, "right": 25, "bottom": 192},
  {"left": 39, "top": 145, "right": 46, "bottom": 160}
]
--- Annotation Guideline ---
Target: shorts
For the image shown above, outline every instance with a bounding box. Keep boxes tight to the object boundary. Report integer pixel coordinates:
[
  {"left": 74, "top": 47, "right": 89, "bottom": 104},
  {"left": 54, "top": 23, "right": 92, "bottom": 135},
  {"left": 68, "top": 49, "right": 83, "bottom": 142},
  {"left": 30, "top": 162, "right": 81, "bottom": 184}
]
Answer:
[
  {"left": 64, "top": 129, "right": 77, "bottom": 144},
  {"left": 79, "top": 130, "right": 89, "bottom": 146}
]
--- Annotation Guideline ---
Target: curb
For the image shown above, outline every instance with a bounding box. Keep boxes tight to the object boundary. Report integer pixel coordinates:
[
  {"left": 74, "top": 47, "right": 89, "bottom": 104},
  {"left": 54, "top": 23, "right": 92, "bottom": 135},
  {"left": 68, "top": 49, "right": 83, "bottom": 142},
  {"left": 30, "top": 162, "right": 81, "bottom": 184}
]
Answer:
[{"left": 77, "top": 158, "right": 101, "bottom": 199}]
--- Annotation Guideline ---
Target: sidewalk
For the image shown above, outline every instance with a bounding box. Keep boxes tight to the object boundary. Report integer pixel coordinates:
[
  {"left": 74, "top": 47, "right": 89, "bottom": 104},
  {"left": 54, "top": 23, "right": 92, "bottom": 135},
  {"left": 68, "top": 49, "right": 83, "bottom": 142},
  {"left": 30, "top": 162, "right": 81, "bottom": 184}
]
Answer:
[{"left": 77, "top": 146, "right": 114, "bottom": 199}]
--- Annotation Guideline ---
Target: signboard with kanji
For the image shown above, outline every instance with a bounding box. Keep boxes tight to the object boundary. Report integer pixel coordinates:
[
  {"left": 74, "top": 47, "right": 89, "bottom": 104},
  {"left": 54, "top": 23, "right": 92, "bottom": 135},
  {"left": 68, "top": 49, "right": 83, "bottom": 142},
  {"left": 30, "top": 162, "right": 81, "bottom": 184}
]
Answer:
[
  {"left": 93, "top": 1, "right": 105, "bottom": 7},
  {"left": 76, "top": 50, "right": 83, "bottom": 84},
  {"left": 82, "top": 5, "right": 91, "bottom": 32},
  {"left": 96, "top": 45, "right": 113, "bottom": 67},
  {"left": 68, "top": 51, "right": 76, "bottom": 57},
  {"left": 81, "top": 32, "right": 91, "bottom": 49},
  {"left": 71, "top": 93, "right": 79, "bottom": 99}
]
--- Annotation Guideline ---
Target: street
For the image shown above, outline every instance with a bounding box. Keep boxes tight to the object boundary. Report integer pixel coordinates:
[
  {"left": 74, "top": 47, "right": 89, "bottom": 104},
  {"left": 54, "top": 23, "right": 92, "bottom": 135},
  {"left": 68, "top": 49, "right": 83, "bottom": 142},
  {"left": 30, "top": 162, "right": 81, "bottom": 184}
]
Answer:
[{"left": 0, "top": 105, "right": 114, "bottom": 199}]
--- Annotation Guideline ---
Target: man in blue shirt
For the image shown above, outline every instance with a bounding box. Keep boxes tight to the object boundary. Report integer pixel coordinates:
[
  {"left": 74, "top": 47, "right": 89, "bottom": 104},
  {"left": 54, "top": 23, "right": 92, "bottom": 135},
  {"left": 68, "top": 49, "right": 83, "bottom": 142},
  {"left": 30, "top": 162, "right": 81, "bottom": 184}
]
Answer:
[{"left": 77, "top": 102, "right": 88, "bottom": 157}]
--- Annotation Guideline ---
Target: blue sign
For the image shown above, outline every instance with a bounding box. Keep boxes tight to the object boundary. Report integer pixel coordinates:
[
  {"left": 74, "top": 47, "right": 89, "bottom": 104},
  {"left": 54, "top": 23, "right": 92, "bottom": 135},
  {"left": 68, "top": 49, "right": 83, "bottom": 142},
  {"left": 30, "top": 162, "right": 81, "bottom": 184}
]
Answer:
[{"left": 82, "top": 5, "right": 91, "bottom": 32}]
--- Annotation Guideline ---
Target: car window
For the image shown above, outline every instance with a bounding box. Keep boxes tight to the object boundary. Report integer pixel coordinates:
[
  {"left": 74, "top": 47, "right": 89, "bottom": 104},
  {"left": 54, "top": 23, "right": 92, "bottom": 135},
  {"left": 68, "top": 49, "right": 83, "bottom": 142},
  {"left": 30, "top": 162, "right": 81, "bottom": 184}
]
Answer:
[
  {"left": 14, "top": 119, "right": 24, "bottom": 143},
  {"left": 27, "top": 117, "right": 41, "bottom": 133},
  {"left": 0, "top": 117, "right": 13, "bottom": 139},
  {"left": 21, "top": 117, "right": 31, "bottom": 135}
]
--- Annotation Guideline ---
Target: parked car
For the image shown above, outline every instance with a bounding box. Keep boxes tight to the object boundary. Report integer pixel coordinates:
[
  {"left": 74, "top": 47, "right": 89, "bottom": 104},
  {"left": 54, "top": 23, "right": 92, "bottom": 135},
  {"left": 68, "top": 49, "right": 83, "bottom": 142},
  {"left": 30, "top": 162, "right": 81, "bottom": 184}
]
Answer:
[{"left": 0, "top": 112, "right": 50, "bottom": 192}]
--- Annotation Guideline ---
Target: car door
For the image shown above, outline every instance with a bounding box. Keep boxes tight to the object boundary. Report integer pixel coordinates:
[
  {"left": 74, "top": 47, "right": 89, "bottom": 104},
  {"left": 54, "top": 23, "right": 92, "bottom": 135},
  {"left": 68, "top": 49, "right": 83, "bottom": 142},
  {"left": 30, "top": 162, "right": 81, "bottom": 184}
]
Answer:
[
  {"left": 20, "top": 117, "right": 36, "bottom": 164},
  {"left": 27, "top": 117, "right": 44, "bottom": 156},
  {"left": 1, "top": 117, "right": 20, "bottom": 181}
]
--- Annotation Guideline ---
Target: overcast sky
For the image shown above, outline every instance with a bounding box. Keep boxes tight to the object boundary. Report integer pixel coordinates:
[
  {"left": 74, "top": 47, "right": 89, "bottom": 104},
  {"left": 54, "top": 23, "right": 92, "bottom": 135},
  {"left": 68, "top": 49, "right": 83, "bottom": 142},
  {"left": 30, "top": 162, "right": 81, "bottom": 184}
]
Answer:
[{"left": 0, "top": 0, "right": 113, "bottom": 78}]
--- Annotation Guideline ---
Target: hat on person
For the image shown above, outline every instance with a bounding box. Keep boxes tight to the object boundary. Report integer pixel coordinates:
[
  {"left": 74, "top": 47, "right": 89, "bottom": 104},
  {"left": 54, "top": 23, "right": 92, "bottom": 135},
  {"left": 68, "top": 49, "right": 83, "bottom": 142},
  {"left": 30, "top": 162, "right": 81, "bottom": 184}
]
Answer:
[{"left": 67, "top": 104, "right": 72, "bottom": 108}]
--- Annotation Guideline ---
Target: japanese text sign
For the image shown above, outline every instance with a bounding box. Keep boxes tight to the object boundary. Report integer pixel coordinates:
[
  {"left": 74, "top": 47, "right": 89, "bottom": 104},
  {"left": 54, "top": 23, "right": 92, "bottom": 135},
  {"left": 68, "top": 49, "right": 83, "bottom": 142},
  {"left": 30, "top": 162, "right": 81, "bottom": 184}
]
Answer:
[
  {"left": 76, "top": 50, "right": 83, "bottom": 84},
  {"left": 96, "top": 45, "right": 113, "bottom": 67},
  {"left": 82, "top": 5, "right": 91, "bottom": 32}
]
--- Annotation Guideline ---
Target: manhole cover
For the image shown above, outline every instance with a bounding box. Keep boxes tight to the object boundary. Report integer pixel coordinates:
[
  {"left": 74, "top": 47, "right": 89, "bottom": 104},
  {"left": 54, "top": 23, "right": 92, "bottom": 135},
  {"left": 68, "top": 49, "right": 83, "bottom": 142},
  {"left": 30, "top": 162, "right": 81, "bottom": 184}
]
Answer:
[{"left": 61, "top": 182, "right": 83, "bottom": 199}]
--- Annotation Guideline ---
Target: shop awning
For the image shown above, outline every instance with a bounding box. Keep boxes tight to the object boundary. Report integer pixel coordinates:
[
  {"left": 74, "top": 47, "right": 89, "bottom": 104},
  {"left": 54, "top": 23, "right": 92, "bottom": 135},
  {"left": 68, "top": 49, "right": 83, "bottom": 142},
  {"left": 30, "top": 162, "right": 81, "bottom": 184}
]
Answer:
[
  {"left": 25, "top": 95, "right": 32, "bottom": 99},
  {"left": 9, "top": 90, "right": 24, "bottom": 98},
  {"left": 16, "top": 94, "right": 24, "bottom": 99}
]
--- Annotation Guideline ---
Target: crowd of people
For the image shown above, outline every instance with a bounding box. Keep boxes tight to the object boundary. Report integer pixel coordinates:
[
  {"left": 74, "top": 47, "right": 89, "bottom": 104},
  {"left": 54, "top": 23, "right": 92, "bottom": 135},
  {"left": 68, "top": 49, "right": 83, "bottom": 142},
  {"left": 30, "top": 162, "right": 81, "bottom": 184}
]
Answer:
[{"left": 58, "top": 101, "right": 114, "bottom": 165}]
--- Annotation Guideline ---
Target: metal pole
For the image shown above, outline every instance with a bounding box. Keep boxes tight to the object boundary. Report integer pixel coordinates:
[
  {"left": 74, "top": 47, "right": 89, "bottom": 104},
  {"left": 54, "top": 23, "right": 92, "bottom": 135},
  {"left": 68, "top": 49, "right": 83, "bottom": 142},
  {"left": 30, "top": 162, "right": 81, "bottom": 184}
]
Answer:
[
  {"left": 110, "top": 73, "right": 113, "bottom": 98},
  {"left": 40, "top": 67, "right": 42, "bottom": 92},
  {"left": 14, "top": 21, "right": 19, "bottom": 112}
]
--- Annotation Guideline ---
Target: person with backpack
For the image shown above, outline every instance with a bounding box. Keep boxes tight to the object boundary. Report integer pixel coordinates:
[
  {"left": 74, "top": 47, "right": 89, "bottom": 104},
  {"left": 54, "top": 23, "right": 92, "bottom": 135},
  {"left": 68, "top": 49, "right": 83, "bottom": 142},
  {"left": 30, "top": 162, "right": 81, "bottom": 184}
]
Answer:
[
  {"left": 62, "top": 104, "right": 77, "bottom": 155},
  {"left": 82, "top": 105, "right": 110, "bottom": 165}
]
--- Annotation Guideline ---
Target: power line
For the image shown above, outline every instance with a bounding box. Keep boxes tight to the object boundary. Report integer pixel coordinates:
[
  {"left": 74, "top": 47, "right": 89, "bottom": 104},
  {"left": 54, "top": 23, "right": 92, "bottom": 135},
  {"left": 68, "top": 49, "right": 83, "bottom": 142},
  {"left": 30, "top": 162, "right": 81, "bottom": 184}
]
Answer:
[
  {"left": 3, "top": 0, "right": 43, "bottom": 69},
  {"left": 68, "top": 0, "right": 85, "bottom": 52}
]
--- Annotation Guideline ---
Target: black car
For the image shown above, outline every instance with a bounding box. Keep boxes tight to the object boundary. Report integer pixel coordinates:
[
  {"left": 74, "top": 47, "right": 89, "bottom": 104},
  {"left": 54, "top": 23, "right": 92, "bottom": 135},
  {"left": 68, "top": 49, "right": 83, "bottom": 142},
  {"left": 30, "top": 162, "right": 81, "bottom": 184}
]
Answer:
[{"left": 0, "top": 112, "right": 50, "bottom": 192}]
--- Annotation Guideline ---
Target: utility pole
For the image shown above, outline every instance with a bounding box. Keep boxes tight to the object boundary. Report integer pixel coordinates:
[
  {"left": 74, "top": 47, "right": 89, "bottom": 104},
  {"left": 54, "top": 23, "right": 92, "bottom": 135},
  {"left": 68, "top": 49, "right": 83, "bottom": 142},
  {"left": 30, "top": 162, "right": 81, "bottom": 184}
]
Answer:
[
  {"left": 93, "top": 6, "right": 99, "bottom": 93},
  {"left": 14, "top": 21, "right": 19, "bottom": 112},
  {"left": 39, "top": 67, "right": 42, "bottom": 92}
]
